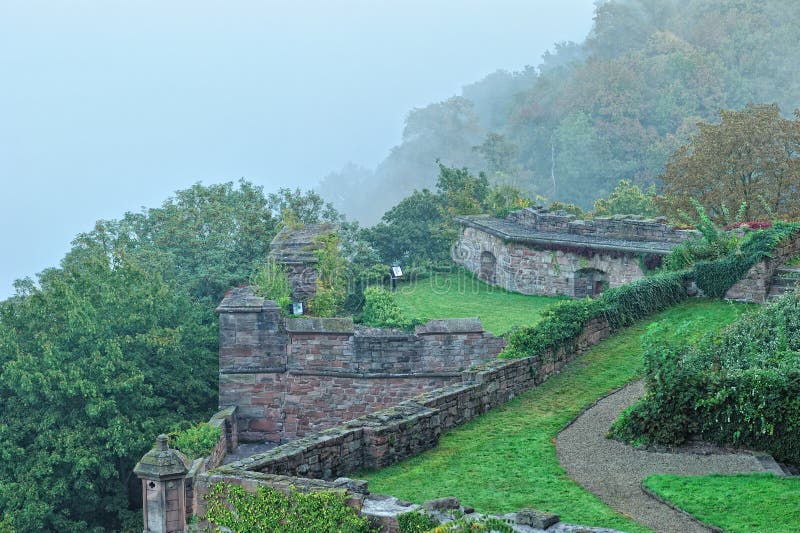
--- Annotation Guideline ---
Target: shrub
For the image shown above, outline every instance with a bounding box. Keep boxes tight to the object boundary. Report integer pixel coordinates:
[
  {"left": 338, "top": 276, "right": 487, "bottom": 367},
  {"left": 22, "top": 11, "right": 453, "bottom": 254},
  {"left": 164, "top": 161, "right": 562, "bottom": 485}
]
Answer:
[
  {"left": 500, "top": 298, "right": 605, "bottom": 359},
  {"left": 612, "top": 292, "right": 800, "bottom": 463},
  {"left": 204, "top": 483, "right": 376, "bottom": 533},
  {"left": 250, "top": 258, "right": 292, "bottom": 312},
  {"left": 361, "top": 286, "right": 421, "bottom": 330},
  {"left": 398, "top": 510, "right": 439, "bottom": 532},
  {"left": 601, "top": 271, "right": 689, "bottom": 329},
  {"left": 168, "top": 422, "right": 221, "bottom": 460},
  {"left": 310, "top": 233, "right": 347, "bottom": 317},
  {"left": 693, "top": 221, "right": 800, "bottom": 297}
]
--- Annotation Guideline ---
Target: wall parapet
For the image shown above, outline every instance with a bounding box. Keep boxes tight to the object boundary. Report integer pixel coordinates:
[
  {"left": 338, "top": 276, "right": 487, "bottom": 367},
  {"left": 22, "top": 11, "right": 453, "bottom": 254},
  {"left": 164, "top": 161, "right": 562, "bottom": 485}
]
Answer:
[{"left": 217, "top": 316, "right": 609, "bottom": 481}]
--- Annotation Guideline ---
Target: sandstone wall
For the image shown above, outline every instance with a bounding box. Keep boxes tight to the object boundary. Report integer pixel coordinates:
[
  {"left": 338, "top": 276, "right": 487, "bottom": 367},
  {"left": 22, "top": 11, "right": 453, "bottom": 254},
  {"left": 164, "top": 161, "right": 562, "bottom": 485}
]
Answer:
[
  {"left": 217, "top": 289, "right": 506, "bottom": 443},
  {"left": 454, "top": 227, "right": 645, "bottom": 297},
  {"left": 218, "top": 317, "right": 610, "bottom": 480},
  {"left": 507, "top": 208, "right": 694, "bottom": 243}
]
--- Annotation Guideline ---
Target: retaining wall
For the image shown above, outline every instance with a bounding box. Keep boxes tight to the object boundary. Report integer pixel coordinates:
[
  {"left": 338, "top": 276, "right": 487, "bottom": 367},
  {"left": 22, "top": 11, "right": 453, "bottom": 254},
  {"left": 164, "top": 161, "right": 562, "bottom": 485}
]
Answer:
[{"left": 217, "top": 289, "right": 506, "bottom": 443}]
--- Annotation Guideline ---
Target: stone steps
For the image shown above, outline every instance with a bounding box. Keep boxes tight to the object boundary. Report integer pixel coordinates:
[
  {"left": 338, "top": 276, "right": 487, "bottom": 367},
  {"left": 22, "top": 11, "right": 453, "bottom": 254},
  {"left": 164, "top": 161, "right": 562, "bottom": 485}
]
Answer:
[{"left": 766, "top": 267, "right": 800, "bottom": 302}]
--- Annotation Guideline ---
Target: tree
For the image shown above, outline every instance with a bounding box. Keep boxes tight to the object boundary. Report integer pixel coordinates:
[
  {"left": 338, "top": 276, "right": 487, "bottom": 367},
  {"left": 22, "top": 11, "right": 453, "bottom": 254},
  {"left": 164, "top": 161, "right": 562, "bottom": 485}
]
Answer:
[
  {"left": 659, "top": 104, "right": 800, "bottom": 222},
  {"left": 0, "top": 250, "right": 216, "bottom": 532},
  {"left": 593, "top": 179, "right": 659, "bottom": 217}
]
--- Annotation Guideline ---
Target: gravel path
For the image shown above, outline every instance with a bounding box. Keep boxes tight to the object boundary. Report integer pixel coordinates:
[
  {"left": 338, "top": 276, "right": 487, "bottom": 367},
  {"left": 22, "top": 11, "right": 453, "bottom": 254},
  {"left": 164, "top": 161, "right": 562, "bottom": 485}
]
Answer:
[{"left": 556, "top": 381, "right": 771, "bottom": 533}]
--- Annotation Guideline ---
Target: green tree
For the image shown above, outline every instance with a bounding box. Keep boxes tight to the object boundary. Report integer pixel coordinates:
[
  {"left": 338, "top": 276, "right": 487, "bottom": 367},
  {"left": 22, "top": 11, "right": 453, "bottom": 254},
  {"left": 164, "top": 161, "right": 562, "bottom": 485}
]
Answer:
[
  {"left": 659, "top": 104, "right": 800, "bottom": 222},
  {"left": 592, "top": 180, "right": 659, "bottom": 217},
  {"left": 0, "top": 250, "right": 216, "bottom": 532}
]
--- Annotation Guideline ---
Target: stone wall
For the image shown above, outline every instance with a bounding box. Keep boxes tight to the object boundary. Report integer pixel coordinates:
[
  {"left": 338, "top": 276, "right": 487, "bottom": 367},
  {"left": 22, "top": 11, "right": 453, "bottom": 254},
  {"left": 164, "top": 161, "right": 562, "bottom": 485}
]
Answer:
[
  {"left": 725, "top": 231, "right": 800, "bottom": 303},
  {"left": 184, "top": 406, "right": 238, "bottom": 520},
  {"left": 219, "top": 317, "right": 609, "bottom": 480},
  {"left": 217, "top": 289, "right": 506, "bottom": 443},
  {"left": 507, "top": 208, "right": 693, "bottom": 243},
  {"left": 454, "top": 227, "right": 645, "bottom": 297}
]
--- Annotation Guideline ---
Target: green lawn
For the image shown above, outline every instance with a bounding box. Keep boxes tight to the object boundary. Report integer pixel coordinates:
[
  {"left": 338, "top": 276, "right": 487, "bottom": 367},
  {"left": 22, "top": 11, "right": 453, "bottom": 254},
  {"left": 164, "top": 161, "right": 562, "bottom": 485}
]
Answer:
[
  {"left": 394, "top": 270, "right": 564, "bottom": 334},
  {"left": 643, "top": 473, "right": 800, "bottom": 533},
  {"left": 359, "top": 300, "right": 751, "bottom": 533}
]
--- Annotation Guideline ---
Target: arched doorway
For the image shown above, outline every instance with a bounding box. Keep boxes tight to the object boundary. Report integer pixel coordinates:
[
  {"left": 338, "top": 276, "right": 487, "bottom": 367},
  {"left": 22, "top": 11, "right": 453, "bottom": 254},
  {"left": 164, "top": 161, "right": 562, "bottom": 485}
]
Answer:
[
  {"left": 574, "top": 268, "right": 608, "bottom": 298},
  {"left": 479, "top": 251, "right": 497, "bottom": 284}
]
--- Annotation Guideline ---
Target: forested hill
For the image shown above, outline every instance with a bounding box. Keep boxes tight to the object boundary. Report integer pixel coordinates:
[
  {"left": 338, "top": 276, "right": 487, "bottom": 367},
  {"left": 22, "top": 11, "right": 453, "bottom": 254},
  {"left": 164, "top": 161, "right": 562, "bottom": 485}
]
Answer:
[{"left": 317, "top": 0, "right": 800, "bottom": 223}]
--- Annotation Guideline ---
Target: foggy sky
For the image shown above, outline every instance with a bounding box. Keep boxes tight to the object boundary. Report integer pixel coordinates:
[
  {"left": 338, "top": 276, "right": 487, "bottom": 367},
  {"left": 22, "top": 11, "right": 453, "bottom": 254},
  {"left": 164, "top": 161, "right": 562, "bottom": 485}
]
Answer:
[{"left": 0, "top": 0, "right": 596, "bottom": 299}]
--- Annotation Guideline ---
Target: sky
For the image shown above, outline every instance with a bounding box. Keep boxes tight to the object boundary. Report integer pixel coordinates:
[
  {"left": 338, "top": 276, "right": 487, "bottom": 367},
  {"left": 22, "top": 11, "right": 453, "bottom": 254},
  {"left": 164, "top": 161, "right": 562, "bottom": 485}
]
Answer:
[{"left": 0, "top": 0, "right": 596, "bottom": 299}]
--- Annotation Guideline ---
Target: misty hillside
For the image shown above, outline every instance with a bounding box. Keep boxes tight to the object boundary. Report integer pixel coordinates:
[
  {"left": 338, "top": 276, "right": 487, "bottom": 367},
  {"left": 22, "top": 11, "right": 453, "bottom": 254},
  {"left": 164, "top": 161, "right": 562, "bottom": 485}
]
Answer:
[{"left": 317, "top": 0, "right": 800, "bottom": 224}]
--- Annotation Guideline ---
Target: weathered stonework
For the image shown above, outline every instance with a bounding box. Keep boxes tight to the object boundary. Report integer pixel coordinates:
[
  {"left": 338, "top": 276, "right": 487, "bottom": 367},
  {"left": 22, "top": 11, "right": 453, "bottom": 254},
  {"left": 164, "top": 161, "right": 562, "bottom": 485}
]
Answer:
[
  {"left": 216, "top": 288, "right": 506, "bottom": 443},
  {"left": 453, "top": 208, "right": 696, "bottom": 297},
  {"left": 269, "top": 223, "right": 336, "bottom": 303},
  {"left": 219, "top": 316, "right": 609, "bottom": 480}
]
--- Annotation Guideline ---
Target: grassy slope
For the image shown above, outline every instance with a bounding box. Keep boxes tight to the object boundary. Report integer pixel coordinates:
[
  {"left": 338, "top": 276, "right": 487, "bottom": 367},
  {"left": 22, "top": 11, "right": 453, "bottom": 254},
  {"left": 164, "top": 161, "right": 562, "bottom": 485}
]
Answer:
[
  {"left": 360, "top": 300, "right": 750, "bottom": 533},
  {"left": 643, "top": 474, "right": 800, "bottom": 533},
  {"left": 393, "top": 271, "right": 564, "bottom": 335}
]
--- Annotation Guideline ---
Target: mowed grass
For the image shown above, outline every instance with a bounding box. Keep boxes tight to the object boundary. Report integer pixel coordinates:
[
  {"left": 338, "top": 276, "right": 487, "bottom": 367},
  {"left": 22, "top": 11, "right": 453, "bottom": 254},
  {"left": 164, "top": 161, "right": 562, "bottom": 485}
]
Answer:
[
  {"left": 360, "top": 300, "right": 751, "bottom": 533},
  {"left": 643, "top": 473, "right": 800, "bottom": 533},
  {"left": 394, "top": 271, "right": 565, "bottom": 334}
]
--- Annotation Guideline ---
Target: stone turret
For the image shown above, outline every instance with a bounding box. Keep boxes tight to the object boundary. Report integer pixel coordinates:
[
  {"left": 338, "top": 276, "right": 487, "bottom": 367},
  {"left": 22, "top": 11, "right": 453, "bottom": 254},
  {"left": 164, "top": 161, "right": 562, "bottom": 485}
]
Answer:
[{"left": 134, "top": 434, "right": 191, "bottom": 533}]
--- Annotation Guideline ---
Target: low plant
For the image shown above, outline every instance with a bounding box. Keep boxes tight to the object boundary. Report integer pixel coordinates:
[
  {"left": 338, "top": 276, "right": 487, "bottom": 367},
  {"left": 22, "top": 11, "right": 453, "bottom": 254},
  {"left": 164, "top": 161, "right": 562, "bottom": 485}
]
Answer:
[
  {"left": 203, "top": 483, "right": 376, "bottom": 533},
  {"left": 432, "top": 515, "right": 515, "bottom": 532},
  {"left": 398, "top": 510, "right": 439, "bottom": 532},
  {"left": 500, "top": 297, "right": 604, "bottom": 359},
  {"left": 168, "top": 422, "right": 221, "bottom": 460},
  {"left": 309, "top": 233, "right": 347, "bottom": 317},
  {"left": 601, "top": 271, "right": 688, "bottom": 329}
]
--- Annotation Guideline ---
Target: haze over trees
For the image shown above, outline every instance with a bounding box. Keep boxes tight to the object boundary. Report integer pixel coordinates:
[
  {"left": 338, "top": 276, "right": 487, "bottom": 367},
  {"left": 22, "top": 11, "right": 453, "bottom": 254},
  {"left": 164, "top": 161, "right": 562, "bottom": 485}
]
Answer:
[{"left": 317, "top": 0, "right": 800, "bottom": 223}]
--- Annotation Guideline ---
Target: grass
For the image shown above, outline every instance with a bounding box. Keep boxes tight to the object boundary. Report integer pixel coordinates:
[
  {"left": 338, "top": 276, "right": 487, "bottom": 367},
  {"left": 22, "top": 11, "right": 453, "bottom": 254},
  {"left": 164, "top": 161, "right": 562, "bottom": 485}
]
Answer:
[
  {"left": 393, "top": 270, "right": 564, "bottom": 334},
  {"left": 359, "top": 300, "right": 751, "bottom": 533},
  {"left": 643, "top": 473, "right": 800, "bottom": 533}
]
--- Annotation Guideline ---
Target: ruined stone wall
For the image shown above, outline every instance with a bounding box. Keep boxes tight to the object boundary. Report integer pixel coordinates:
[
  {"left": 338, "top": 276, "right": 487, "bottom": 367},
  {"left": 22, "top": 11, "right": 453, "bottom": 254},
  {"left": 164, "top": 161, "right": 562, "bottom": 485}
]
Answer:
[
  {"left": 217, "top": 317, "right": 610, "bottom": 480},
  {"left": 454, "top": 227, "right": 645, "bottom": 297},
  {"left": 217, "top": 289, "right": 506, "bottom": 443},
  {"left": 508, "top": 208, "right": 693, "bottom": 243}
]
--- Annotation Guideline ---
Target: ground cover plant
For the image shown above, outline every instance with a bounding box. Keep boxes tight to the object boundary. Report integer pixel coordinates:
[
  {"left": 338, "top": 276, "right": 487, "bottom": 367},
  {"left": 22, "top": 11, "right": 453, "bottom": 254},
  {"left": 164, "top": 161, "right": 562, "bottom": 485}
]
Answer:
[
  {"left": 612, "top": 291, "right": 800, "bottom": 463},
  {"left": 360, "top": 300, "right": 749, "bottom": 532},
  {"left": 392, "top": 269, "right": 563, "bottom": 335},
  {"left": 203, "top": 483, "right": 376, "bottom": 533},
  {"left": 642, "top": 473, "right": 800, "bottom": 533}
]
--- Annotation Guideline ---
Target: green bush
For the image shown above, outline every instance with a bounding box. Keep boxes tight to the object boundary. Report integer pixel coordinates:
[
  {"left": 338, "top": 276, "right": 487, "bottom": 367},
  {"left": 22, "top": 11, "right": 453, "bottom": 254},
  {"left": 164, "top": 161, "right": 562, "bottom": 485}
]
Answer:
[
  {"left": 361, "top": 286, "right": 422, "bottom": 330},
  {"left": 203, "top": 483, "right": 376, "bottom": 533},
  {"left": 601, "top": 271, "right": 689, "bottom": 329},
  {"left": 500, "top": 298, "right": 605, "bottom": 359},
  {"left": 612, "top": 292, "right": 800, "bottom": 463},
  {"left": 674, "top": 221, "right": 800, "bottom": 297},
  {"left": 168, "top": 422, "right": 221, "bottom": 460},
  {"left": 250, "top": 258, "right": 293, "bottom": 312},
  {"left": 398, "top": 510, "right": 439, "bottom": 532}
]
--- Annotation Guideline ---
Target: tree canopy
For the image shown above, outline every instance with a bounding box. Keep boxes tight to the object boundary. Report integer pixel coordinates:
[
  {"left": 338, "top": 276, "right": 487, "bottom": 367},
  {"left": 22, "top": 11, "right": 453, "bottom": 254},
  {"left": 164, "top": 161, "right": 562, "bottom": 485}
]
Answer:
[{"left": 659, "top": 104, "right": 800, "bottom": 222}]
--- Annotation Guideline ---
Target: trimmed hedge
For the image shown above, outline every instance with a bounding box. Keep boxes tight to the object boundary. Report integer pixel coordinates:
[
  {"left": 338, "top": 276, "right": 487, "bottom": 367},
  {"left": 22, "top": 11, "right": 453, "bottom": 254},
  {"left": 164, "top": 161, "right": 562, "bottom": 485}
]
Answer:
[
  {"left": 602, "top": 271, "right": 689, "bottom": 329},
  {"left": 501, "top": 271, "right": 688, "bottom": 359},
  {"left": 612, "top": 292, "right": 800, "bottom": 464}
]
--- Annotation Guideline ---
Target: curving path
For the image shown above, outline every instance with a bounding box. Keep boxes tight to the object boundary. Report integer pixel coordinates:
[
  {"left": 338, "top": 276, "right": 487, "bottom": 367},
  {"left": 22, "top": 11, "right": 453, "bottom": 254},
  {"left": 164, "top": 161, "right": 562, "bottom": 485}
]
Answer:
[{"left": 556, "top": 380, "right": 774, "bottom": 533}]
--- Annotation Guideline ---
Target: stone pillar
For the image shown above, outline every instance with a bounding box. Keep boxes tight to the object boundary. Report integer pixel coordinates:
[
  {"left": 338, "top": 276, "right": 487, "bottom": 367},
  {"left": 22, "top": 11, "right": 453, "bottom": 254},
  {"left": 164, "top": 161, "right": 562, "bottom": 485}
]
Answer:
[
  {"left": 134, "top": 434, "right": 191, "bottom": 533},
  {"left": 216, "top": 287, "right": 288, "bottom": 442}
]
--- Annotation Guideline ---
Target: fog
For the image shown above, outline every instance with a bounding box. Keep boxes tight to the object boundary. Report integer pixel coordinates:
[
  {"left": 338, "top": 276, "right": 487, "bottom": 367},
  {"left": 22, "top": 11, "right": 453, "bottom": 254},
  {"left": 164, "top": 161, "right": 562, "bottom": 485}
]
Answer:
[{"left": 0, "top": 0, "right": 595, "bottom": 299}]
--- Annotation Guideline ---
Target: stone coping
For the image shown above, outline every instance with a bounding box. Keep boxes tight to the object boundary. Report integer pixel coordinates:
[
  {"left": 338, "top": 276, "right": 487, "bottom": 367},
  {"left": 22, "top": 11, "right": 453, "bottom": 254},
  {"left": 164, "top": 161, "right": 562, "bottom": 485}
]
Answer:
[
  {"left": 285, "top": 317, "right": 355, "bottom": 333},
  {"left": 455, "top": 215, "right": 687, "bottom": 254}
]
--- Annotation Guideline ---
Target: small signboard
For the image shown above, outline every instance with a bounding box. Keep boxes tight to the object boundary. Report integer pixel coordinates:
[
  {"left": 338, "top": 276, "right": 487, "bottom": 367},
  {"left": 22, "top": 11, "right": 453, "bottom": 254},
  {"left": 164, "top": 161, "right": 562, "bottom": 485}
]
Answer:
[
  {"left": 391, "top": 266, "right": 403, "bottom": 278},
  {"left": 292, "top": 302, "right": 304, "bottom": 316}
]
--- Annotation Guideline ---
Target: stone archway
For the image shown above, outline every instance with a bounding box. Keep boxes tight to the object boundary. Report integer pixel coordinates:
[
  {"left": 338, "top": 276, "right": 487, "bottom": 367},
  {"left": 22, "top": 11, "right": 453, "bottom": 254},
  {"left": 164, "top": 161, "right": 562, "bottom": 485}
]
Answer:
[
  {"left": 574, "top": 268, "right": 608, "bottom": 298},
  {"left": 479, "top": 251, "right": 497, "bottom": 284}
]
